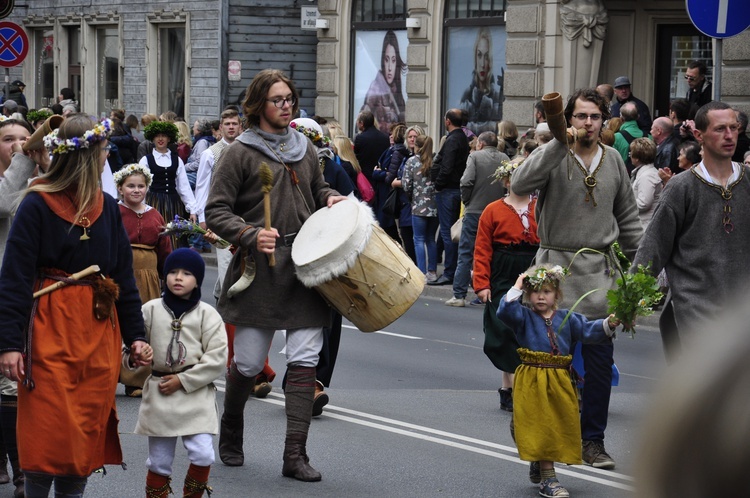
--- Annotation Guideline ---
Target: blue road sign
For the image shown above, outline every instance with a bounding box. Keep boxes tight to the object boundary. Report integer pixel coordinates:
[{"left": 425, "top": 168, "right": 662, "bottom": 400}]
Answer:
[
  {"left": 686, "top": 0, "right": 750, "bottom": 39},
  {"left": 0, "top": 21, "right": 28, "bottom": 67}
]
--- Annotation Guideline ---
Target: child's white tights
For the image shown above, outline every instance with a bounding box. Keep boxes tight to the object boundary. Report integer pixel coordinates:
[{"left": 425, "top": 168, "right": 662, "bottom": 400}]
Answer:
[{"left": 147, "top": 434, "right": 214, "bottom": 476}]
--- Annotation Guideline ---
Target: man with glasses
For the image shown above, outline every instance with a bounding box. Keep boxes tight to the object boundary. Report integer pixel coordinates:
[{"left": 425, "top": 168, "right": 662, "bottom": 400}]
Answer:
[
  {"left": 685, "top": 60, "right": 712, "bottom": 110},
  {"left": 610, "top": 76, "right": 653, "bottom": 136},
  {"left": 206, "top": 69, "right": 347, "bottom": 482},
  {"left": 512, "top": 88, "right": 642, "bottom": 477}
]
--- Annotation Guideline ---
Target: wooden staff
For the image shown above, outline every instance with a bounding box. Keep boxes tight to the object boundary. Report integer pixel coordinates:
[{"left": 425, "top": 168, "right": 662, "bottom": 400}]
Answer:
[
  {"left": 259, "top": 162, "right": 276, "bottom": 267},
  {"left": 32, "top": 265, "right": 101, "bottom": 298}
]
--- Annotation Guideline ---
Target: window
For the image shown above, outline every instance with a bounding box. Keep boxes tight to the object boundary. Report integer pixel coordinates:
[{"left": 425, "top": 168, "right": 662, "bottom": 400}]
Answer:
[
  {"left": 443, "top": 0, "right": 507, "bottom": 135},
  {"left": 147, "top": 11, "right": 190, "bottom": 118},
  {"left": 66, "top": 26, "right": 81, "bottom": 108},
  {"left": 33, "top": 29, "right": 55, "bottom": 108},
  {"left": 353, "top": 0, "right": 406, "bottom": 24},
  {"left": 159, "top": 26, "right": 185, "bottom": 117},
  {"left": 96, "top": 27, "right": 120, "bottom": 115}
]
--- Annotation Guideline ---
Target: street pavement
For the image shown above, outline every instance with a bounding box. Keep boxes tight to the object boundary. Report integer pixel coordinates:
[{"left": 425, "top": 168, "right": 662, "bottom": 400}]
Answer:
[{"left": 81, "top": 264, "right": 665, "bottom": 497}]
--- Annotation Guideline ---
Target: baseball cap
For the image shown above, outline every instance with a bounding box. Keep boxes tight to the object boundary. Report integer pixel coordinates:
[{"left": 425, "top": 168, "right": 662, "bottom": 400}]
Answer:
[
  {"left": 11, "top": 80, "right": 25, "bottom": 87},
  {"left": 2, "top": 100, "right": 18, "bottom": 112},
  {"left": 613, "top": 76, "right": 631, "bottom": 88}
]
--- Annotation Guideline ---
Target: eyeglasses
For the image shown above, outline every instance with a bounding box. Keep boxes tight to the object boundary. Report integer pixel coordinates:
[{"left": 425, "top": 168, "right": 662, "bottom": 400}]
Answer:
[
  {"left": 266, "top": 97, "right": 296, "bottom": 108},
  {"left": 571, "top": 113, "right": 603, "bottom": 122},
  {"left": 684, "top": 75, "right": 698, "bottom": 82}
]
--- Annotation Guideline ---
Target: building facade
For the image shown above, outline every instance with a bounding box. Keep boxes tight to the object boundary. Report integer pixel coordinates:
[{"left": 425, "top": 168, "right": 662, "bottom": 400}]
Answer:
[{"left": 5, "top": 0, "right": 319, "bottom": 123}]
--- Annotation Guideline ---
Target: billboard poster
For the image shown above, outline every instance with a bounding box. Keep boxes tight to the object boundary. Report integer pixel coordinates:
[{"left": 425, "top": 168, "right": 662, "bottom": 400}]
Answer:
[
  {"left": 444, "top": 25, "right": 507, "bottom": 135},
  {"left": 352, "top": 29, "right": 409, "bottom": 135}
]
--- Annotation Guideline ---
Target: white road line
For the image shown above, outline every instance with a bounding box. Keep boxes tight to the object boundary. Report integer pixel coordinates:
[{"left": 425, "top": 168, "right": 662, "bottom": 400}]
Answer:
[
  {"left": 213, "top": 384, "right": 634, "bottom": 490},
  {"left": 343, "top": 324, "right": 421, "bottom": 339}
]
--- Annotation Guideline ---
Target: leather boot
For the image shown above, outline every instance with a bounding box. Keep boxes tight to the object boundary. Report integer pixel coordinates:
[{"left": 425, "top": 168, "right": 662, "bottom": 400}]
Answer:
[
  {"left": 311, "top": 380, "right": 329, "bottom": 417},
  {"left": 281, "top": 366, "right": 321, "bottom": 482},
  {"left": 219, "top": 362, "right": 255, "bottom": 466},
  {"left": 0, "top": 394, "right": 20, "bottom": 493},
  {"left": 145, "top": 471, "right": 172, "bottom": 498},
  {"left": 183, "top": 464, "right": 212, "bottom": 498}
]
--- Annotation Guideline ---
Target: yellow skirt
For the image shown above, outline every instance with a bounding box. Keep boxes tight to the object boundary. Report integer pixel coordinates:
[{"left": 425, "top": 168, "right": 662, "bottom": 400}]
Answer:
[
  {"left": 131, "top": 244, "right": 161, "bottom": 303},
  {"left": 513, "top": 348, "right": 582, "bottom": 464}
]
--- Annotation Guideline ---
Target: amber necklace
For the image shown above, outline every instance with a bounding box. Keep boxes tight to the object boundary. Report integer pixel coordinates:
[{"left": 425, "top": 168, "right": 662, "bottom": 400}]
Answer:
[
  {"left": 690, "top": 164, "right": 744, "bottom": 234},
  {"left": 569, "top": 144, "right": 605, "bottom": 207}
]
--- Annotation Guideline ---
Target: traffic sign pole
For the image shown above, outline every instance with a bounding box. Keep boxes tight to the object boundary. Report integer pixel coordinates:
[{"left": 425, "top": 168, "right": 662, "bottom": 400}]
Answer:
[{"left": 713, "top": 39, "right": 722, "bottom": 102}]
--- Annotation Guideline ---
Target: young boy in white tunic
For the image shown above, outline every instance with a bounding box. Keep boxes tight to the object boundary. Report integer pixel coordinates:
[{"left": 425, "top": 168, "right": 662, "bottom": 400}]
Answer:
[{"left": 129, "top": 248, "right": 228, "bottom": 498}]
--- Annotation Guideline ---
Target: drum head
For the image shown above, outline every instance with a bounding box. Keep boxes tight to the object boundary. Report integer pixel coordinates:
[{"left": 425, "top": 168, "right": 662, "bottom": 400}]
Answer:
[{"left": 292, "top": 199, "right": 375, "bottom": 287}]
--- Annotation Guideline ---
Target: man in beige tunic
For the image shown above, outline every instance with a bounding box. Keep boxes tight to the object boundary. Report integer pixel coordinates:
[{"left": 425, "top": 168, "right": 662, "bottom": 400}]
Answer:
[{"left": 512, "top": 88, "right": 642, "bottom": 472}]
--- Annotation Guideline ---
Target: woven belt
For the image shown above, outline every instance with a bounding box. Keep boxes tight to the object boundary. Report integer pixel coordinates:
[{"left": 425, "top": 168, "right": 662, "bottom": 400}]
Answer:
[{"left": 151, "top": 365, "right": 194, "bottom": 377}]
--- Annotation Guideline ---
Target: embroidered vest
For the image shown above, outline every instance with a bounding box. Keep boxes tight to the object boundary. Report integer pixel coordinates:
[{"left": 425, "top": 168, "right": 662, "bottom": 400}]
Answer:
[
  {"left": 208, "top": 140, "right": 229, "bottom": 173},
  {"left": 146, "top": 153, "right": 179, "bottom": 195}
]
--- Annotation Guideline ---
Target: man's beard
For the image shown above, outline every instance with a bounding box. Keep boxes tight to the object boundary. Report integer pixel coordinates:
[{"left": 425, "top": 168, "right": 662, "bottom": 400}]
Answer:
[{"left": 578, "top": 132, "right": 598, "bottom": 148}]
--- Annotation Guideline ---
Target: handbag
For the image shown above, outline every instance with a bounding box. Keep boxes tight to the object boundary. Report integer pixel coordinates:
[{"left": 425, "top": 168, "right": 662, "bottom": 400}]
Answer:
[
  {"left": 382, "top": 188, "right": 401, "bottom": 218},
  {"left": 356, "top": 172, "right": 375, "bottom": 203},
  {"left": 451, "top": 217, "right": 463, "bottom": 243}
]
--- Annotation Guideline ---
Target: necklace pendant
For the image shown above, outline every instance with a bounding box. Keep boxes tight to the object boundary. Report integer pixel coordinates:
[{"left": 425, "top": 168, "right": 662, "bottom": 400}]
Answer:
[
  {"left": 584, "top": 175, "right": 597, "bottom": 188},
  {"left": 80, "top": 229, "right": 90, "bottom": 241}
]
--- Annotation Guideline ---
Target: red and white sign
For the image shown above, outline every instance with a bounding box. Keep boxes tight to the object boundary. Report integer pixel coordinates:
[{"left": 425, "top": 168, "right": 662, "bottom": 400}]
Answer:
[{"left": 228, "top": 60, "right": 241, "bottom": 82}]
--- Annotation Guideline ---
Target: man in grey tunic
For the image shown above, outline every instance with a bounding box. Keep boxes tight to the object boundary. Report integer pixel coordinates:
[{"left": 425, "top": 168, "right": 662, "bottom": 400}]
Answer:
[
  {"left": 206, "top": 69, "right": 346, "bottom": 481},
  {"left": 512, "top": 88, "right": 643, "bottom": 470},
  {"left": 633, "top": 102, "right": 749, "bottom": 360}
]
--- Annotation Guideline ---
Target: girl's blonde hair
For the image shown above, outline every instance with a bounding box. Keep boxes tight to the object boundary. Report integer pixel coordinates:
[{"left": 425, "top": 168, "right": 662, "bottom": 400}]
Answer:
[
  {"left": 415, "top": 135, "right": 433, "bottom": 176},
  {"left": 175, "top": 121, "right": 193, "bottom": 147},
  {"left": 332, "top": 135, "right": 361, "bottom": 173},
  {"left": 26, "top": 113, "right": 106, "bottom": 225},
  {"left": 519, "top": 264, "right": 566, "bottom": 309}
]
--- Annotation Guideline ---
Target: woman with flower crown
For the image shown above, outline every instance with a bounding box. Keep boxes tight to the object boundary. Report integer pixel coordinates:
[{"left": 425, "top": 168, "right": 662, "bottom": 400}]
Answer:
[
  {"left": 473, "top": 159, "right": 539, "bottom": 413},
  {"left": 138, "top": 121, "right": 197, "bottom": 248},
  {"left": 0, "top": 114, "right": 153, "bottom": 497},
  {"left": 115, "top": 163, "right": 172, "bottom": 398}
]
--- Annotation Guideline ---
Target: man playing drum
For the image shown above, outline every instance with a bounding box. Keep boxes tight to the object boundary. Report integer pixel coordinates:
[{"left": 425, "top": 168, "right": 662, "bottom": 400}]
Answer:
[{"left": 205, "top": 69, "right": 347, "bottom": 482}]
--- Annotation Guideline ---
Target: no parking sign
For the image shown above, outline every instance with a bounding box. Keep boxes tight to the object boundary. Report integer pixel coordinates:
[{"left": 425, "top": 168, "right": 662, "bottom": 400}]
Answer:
[{"left": 0, "top": 21, "right": 28, "bottom": 68}]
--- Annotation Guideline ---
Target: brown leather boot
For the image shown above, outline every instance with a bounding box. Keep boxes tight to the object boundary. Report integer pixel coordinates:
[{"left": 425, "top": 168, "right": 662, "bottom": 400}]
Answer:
[
  {"left": 311, "top": 380, "right": 329, "bottom": 417},
  {"left": 219, "top": 362, "right": 255, "bottom": 466},
  {"left": 282, "top": 433, "right": 321, "bottom": 482},
  {"left": 145, "top": 471, "right": 172, "bottom": 498},
  {"left": 281, "top": 366, "right": 321, "bottom": 482},
  {"left": 183, "top": 464, "right": 212, "bottom": 497}
]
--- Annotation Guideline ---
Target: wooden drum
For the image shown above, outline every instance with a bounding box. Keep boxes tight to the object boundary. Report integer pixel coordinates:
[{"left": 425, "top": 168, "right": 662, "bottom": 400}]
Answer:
[{"left": 292, "top": 198, "right": 424, "bottom": 332}]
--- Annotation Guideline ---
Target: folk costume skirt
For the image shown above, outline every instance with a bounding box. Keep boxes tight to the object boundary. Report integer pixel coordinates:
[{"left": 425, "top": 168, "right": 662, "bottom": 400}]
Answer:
[
  {"left": 131, "top": 244, "right": 161, "bottom": 303},
  {"left": 483, "top": 246, "right": 536, "bottom": 372},
  {"left": 146, "top": 190, "right": 188, "bottom": 248},
  {"left": 513, "top": 348, "right": 582, "bottom": 464},
  {"left": 19, "top": 272, "right": 123, "bottom": 476}
]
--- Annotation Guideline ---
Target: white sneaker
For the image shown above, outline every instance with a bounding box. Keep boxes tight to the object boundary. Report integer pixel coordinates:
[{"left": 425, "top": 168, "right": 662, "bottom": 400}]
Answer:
[
  {"left": 425, "top": 271, "right": 438, "bottom": 283},
  {"left": 445, "top": 297, "right": 465, "bottom": 307}
]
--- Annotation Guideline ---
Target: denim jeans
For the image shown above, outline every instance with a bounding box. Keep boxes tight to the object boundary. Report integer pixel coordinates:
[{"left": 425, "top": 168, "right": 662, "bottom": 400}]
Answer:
[
  {"left": 580, "top": 342, "right": 614, "bottom": 442},
  {"left": 25, "top": 473, "right": 87, "bottom": 498},
  {"left": 435, "top": 189, "right": 461, "bottom": 280},
  {"left": 452, "top": 212, "right": 479, "bottom": 298},
  {"left": 412, "top": 215, "right": 439, "bottom": 273}
]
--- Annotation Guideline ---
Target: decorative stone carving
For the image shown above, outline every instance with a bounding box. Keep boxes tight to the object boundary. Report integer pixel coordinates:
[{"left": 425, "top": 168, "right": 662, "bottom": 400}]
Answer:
[{"left": 560, "top": 0, "right": 608, "bottom": 48}]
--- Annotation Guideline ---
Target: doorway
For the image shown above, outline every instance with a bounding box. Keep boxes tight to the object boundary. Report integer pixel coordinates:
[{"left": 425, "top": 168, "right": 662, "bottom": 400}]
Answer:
[{"left": 654, "top": 24, "right": 711, "bottom": 118}]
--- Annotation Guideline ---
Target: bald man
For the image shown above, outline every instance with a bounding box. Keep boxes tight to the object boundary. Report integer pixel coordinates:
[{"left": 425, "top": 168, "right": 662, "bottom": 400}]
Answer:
[{"left": 651, "top": 117, "right": 679, "bottom": 174}]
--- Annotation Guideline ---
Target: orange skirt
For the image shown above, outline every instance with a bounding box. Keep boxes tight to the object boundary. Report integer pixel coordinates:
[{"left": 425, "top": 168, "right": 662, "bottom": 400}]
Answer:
[
  {"left": 19, "top": 276, "right": 123, "bottom": 476},
  {"left": 131, "top": 244, "right": 161, "bottom": 303}
]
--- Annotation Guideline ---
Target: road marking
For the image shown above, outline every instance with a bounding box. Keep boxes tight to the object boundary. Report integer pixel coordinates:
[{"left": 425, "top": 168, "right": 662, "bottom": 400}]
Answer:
[
  {"left": 343, "top": 324, "right": 421, "bottom": 339},
  {"left": 214, "top": 382, "right": 634, "bottom": 491}
]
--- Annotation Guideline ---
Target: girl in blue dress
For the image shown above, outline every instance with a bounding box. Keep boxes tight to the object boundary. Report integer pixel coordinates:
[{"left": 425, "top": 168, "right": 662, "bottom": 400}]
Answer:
[{"left": 497, "top": 265, "right": 618, "bottom": 498}]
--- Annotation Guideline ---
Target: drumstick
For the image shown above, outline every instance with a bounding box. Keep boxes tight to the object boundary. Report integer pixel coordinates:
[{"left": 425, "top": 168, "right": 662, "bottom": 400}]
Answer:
[
  {"left": 259, "top": 162, "right": 276, "bottom": 267},
  {"left": 32, "top": 265, "right": 101, "bottom": 298}
]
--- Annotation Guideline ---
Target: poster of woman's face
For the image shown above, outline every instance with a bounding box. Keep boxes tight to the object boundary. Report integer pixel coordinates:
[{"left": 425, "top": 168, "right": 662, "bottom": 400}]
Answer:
[
  {"left": 445, "top": 25, "right": 507, "bottom": 135},
  {"left": 353, "top": 30, "right": 409, "bottom": 135}
]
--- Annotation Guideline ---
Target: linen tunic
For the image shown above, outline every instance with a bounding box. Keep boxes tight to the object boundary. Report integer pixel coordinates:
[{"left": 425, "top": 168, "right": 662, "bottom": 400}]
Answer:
[
  {"left": 134, "top": 300, "right": 228, "bottom": 437},
  {"left": 206, "top": 130, "right": 338, "bottom": 329},
  {"left": 511, "top": 139, "right": 643, "bottom": 318},
  {"left": 633, "top": 164, "right": 750, "bottom": 335}
]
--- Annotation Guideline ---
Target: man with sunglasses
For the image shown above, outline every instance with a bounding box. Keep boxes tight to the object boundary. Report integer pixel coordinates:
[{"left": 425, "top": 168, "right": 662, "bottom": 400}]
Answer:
[
  {"left": 685, "top": 60, "right": 712, "bottom": 110},
  {"left": 206, "top": 69, "right": 347, "bottom": 482},
  {"left": 512, "top": 88, "right": 642, "bottom": 477}
]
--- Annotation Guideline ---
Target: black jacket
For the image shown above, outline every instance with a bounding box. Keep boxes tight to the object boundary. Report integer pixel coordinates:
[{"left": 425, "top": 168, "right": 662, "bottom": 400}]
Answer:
[
  {"left": 431, "top": 128, "right": 470, "bottom": 190},
  {"left": 354, "top": 126, "right": 390, "bottom": 181}
]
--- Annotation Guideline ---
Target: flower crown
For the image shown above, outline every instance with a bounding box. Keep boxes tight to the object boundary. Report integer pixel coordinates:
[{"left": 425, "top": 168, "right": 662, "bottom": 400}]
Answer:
[
  {"left": 491, "top": 159, "right": 520, "bottom": 183},
  {"left": 290, "top": 122, "right": 331, "bottom": 149},
  {"left": 113, "top": 163, "right": 154, "bottom": 187},
  {"left": 43, "top": 118, "right": 113, "bottom": 154},
  {"left": 523, "top": 265, "right": 570, "bottom": 292}
]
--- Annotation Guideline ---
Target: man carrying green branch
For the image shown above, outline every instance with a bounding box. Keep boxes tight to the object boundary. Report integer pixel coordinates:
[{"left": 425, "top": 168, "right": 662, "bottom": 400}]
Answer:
[
  {"left": 633, "top": 101, "right": 749, "bottom": 361},
  {"left": 511, "top": 88, "right": 643, "bottom": 470}
]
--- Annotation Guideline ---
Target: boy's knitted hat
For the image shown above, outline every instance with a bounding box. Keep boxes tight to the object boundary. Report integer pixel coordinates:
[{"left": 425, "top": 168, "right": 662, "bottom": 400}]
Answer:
[{"left": 163, "top": 248, "right": 205, "bottom": 287}]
